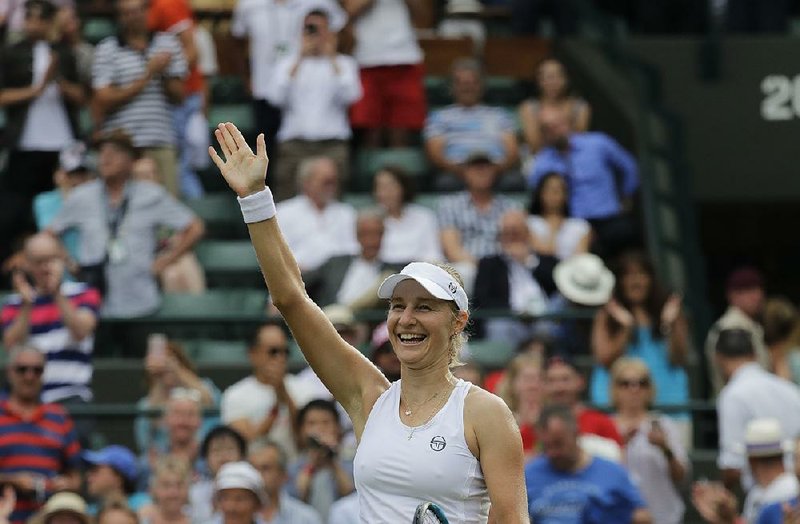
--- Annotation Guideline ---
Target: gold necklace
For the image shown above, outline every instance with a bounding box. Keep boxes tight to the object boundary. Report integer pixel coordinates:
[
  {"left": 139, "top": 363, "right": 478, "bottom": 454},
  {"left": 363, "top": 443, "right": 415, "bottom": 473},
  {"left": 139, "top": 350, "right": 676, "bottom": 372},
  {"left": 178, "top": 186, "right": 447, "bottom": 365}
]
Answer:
[
  {"left": 401, "top": 388, "right": 442, "bottom": 417},
  {"left": 405, "top": 391, "right": 453, "bottom": 440}
]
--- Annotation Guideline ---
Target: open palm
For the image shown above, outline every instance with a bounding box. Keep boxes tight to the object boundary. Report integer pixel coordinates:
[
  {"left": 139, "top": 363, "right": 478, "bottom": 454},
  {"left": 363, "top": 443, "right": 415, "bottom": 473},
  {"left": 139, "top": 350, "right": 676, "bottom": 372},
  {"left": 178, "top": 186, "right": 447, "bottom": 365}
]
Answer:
[{"left": 208, "top": 122, "right": 269, "bottom": 198}]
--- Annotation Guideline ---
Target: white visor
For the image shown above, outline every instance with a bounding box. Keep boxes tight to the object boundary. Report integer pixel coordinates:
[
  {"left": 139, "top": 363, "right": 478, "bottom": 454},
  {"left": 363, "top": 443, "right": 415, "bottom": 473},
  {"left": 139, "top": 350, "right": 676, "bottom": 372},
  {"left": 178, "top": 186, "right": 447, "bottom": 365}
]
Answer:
[{"left": 377, "top": 262, "right": 469, "bottom": 311}]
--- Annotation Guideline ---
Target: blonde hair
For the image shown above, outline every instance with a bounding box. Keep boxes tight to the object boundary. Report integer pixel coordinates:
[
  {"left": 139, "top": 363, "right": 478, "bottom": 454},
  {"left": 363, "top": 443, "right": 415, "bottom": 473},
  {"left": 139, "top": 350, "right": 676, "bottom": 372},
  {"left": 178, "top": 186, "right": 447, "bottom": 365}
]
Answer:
[
  {"left": 497, "top": 353, "right": 542, "bottom": 413},
  {"left": 153, "top": 455, "right": 191, "bottom": 484},
  {"left": 434, "top": 263, "right": 470, "bottom": 366},
  {"left": 609, "top": 357, "right": 655, "bottom": 408}
]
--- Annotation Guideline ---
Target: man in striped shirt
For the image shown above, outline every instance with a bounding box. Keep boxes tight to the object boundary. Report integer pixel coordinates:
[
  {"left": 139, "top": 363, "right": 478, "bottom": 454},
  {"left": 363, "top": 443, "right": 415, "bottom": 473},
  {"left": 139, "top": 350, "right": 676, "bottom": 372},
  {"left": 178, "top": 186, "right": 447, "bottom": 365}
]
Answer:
[{"left": 0, "top": 346, "right": 82, "bottom": 524}]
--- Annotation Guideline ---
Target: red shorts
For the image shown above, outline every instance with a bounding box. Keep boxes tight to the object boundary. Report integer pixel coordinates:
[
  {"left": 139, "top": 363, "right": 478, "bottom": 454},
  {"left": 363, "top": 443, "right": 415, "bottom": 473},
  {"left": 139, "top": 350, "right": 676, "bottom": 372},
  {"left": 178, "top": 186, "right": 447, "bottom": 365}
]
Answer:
[{"left": 350, "top": 63, "right": 427, "bottom": 130}]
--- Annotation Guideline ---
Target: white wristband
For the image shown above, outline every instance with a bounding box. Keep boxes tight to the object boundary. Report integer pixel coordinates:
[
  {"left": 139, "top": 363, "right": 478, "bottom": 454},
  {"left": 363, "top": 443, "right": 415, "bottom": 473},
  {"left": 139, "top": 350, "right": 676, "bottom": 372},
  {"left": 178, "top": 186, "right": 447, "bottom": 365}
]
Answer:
[{"left": 237, "top": 187, "right": 276, "bottom": 223}]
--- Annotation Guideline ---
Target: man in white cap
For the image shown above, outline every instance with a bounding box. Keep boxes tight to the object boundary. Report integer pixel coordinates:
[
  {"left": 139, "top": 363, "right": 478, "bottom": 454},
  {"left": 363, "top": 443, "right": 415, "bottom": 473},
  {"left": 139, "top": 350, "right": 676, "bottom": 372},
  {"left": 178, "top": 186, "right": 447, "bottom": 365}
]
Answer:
[{"left": 213, "top": 461, "right": 268, "bottom": 524}]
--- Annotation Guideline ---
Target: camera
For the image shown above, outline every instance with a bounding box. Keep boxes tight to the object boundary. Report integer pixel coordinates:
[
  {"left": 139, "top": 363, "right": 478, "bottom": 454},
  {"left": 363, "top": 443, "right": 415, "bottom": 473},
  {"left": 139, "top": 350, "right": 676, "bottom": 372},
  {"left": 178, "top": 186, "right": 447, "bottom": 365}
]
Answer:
[{"left": 307, "top": 435, "right": 335, "bottom": 459}]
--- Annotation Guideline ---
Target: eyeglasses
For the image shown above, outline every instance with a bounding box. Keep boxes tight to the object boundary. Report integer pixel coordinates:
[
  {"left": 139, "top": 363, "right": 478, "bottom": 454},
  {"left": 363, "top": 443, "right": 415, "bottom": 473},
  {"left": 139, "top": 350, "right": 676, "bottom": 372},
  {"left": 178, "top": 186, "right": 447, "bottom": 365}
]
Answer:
[
  {"left": 266, "top": 347, "right": 289, "bottom": 358},
  {"left": 169, "top": 387, "right": 202, "bottom": 402},
  {"left": 616, "top": 378, "right": 650, "bottom": 389},
  {"left": 14, "top": 365, "right": 44, "bottom": 377}
]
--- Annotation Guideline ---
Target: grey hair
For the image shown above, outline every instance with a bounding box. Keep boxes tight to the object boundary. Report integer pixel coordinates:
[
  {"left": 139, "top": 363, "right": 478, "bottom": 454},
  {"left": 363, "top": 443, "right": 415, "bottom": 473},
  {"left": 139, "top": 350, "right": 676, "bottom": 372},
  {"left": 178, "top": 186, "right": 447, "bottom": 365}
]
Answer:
[
  {"left": 8, "top": 345, "right": 44, "bottom": 365},
  {"left": 248, "top": 439, "right": 288, "bottom": 471},
  {"left": 296, "top": 156, "right": 336, "bottom": 192},
  {"left": 356, "top": 207, "right": 386, "bottom": 227},
  {"left": 451, "top": 57, "right": 484, "bottom": 79},
  {"left": 536, "top": 404, "right": 578, "bottom": 433}
]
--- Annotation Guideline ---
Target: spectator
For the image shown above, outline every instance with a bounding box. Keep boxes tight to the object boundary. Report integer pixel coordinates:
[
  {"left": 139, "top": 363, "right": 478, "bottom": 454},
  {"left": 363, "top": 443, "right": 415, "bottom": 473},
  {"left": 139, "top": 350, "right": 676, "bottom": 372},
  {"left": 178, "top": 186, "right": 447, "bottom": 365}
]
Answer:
[
  {"left": 528, "top": 105, "right": 639, "bottom": 257},
  {"left": 473, "top": 209, "right": 550, "bottom": 345},
  {"left": 190, "top": 426, "right": 247, "bottom": 523},
  {"left": 275, "top": 157, "right": 358, "bottom": 274},
  {"left": 525, "top": 405, "right": 650, "bottom": 523},
  {"left": 527, "top": 171, "right": 591, "bottom": 262},
  {"left": 84, "top": 445, "right": 150, "bottom": 515},
  {"left": 266, "top": 9, "right": 361, "bottom": 201},
  {"left": 249, "top": 441, "right": 321, "bottom": 524},
  {"left": 344, "top": 0, "right": 426, "bottom": 148},
  {"left": 705, "top": 266, "right": 769, "bottom": 395},
  {"left": 368, "top": 321, "right": 402, "bottom": 383},
  {"left": 424, "top": 58, "right": 518, "bottom": 181},
  {"left": 484, "top": 334, "right": 553, "bottom": 393},
  {"left": 715, "top": 328, "right": 800, "bottom": 492},
  {"left": 135, "top": 338, "right": 219, "bottom": 454},
  {"left": 611, "top": 358, "right": 689, "bottom": 524},
  {"left": 437, "top": 150, "right": 521, "bottom": 289},
  {"left": 139, "top": 456, "right": 191, "bottom": 524},
  {"left": 542, "top": 354, "right": 623, "bottom": 446},
  {"left": 753, "top": 435, "right": 800, "bottom": 523},
  {"left": 54, "top": 6, "right": 93, "bottom": 88},
  {"left": 94, "top": 497, "right": 138, "bottom": 524},
  {"left": 91, "top": 0, "right": 187, "bottom": 195},
  {"left": 497, "top": 354, "right": 544, "bottom": 457},
  {"left": 212, "top": 461, "right": 267, "bottom": 524},
  {"left": 29, "top": 491, "right": 90, "bottom": 524},
  {"left": 0, "top": 346, "right": 81, "bottom": 523},
  {"left": 519, "top": 57, "right": 590, "bottom": 153},
  {"left": 147, "top": 0, "right": 205, "bottom": 199},
  {"left": 452, "top": 360, "right": 484, "bottom": 388},
  {"left": 49, "top": 130, "right": 205, "bottom": 319},
  {"left": 590, "top": 250, "right": 690, "bottom": 426},
  {"left": 288, "top": 399, "right": 354, "bottom": 521},
  {"left": 221, "top": 324, "right": 303, "bottom": 459},
  {"left": 372, "top": 166, "right": 443, "bottom": 265},
  {"left": 1, "top": 233, "right": 100, "bottom": 409},
  {"left": 327, "top": 490, "right": 358, "bottom": 524},
  {"left": 763, "top": 297, "right": 800, "bottom": 385},
  {"left": 0, "top": 0, "right": 87, "bottom": 205}
]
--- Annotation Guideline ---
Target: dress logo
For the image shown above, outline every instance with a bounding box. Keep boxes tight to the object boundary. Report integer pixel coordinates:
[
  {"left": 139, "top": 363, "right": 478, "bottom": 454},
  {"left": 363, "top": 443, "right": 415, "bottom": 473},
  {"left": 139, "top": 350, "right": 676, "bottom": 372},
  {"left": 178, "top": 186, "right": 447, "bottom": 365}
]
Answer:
[{"left": 430, "top": 435, "right": 446, "bottom": 451}]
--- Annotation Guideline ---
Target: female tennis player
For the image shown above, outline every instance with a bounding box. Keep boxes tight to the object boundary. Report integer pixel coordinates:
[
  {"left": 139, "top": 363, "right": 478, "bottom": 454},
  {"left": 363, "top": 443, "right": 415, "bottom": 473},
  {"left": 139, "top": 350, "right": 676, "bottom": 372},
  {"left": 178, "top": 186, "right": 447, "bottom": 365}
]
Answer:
[{"left": 209, "top": 123, "right": 528, "bottom": 523}]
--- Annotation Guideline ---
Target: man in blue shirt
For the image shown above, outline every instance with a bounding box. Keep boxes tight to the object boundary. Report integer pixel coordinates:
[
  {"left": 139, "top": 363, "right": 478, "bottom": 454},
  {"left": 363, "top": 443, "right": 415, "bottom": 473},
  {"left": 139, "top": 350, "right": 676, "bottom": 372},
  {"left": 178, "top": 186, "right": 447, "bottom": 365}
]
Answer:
[
  {"left": 525, "top": 405, "right": 650, "bottom": 524},
  {"left": 528, "top": 105, "right": 640, "bottom": 257}
]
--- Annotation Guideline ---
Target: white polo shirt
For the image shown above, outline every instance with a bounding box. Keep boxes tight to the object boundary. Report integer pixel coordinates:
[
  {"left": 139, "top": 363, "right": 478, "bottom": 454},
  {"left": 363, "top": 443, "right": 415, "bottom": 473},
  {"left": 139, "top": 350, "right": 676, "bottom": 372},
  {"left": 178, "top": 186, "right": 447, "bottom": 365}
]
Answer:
[{"left": 352, "top": 0, "right": 422, "bottom": 67}]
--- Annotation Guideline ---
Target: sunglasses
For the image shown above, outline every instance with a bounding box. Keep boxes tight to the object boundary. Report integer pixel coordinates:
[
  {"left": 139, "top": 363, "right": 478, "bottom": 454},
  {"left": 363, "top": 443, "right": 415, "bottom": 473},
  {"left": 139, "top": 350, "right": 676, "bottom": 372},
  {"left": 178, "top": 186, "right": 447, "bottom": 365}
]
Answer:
[
  {"left": 266, "top": 347, "right": 289, "bottom": 358},
  {"left": 14, "top": 365, "right": 44, "bottom": 376},
  {"left": 616, "top": 378, "right": 650, "bottom": 389}
]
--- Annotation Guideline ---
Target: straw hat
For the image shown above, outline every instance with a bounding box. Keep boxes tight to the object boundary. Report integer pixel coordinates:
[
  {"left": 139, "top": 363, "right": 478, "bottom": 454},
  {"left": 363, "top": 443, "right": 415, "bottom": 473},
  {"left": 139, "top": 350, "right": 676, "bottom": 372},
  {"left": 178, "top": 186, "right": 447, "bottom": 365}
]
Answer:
[{"left": 29, "top": 492, "right": 90, "bottom": 524}]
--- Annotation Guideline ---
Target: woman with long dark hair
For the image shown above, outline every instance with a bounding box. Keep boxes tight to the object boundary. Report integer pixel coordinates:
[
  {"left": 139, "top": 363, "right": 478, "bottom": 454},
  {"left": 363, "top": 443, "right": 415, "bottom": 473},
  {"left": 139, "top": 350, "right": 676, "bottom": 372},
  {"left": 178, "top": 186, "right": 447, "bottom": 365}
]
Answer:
[{"left": 527, "top": 171, "right": 591, "bottom": 261}]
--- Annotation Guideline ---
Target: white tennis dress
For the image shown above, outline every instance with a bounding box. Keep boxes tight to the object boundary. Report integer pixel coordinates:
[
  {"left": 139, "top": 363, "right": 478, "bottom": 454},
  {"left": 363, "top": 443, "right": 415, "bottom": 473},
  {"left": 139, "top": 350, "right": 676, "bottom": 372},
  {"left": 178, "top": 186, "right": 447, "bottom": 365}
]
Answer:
[{"left": 354, "top": 379, "right": 490, "bottom": 523}]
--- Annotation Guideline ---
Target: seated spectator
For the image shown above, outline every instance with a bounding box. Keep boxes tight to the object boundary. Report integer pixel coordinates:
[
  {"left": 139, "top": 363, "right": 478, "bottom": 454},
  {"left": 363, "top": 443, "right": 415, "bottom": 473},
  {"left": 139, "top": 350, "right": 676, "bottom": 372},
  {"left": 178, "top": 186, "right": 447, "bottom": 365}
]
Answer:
[
  {"left": 424, "top": 58, "right": 519, "bottom": 181},
  {"left": 138, "top": 456, "right": 191, "bottom": 524},
  {"left": 473, "top": 209, "right": 550, "bottom": 345},
  {"left": 484, "top": 334, "right": 552, "bottom": 393},
  {"left": 327, "top": 490, "right": 359, "bottom": 524},
  {"left": 590, "top": 250, "right": 689, "bottom": 425},
  {"left": 705, "top": 267, "right": 768, "bottom": 395},
  {"left": 368, "top": 321, "right": 402, "bottom": 383},
  {"left": 288, "top": 399, "right": 354, "bottom": 521},
  {"left": 437, "top": 151, "right": 521, "bottom": 289},
  {"left": 49, "top": 130, "right": 205, "bottom": 319},
  {"left": 525, "top": 405, "right": 650, "bottom": 523},
  {"left": 372, "top": 166, "right": 443, "bottom": 265},
  {"left": 714, "top": 328, "right": 800, "bottom": 492},
  {"left": 497, "top": 354, "right": 544, "bottom": 457},
  {"left": 763, "top": 297, "right": 800, "bottom": 385},
  {"left": 249, "top": 441, "right": 322, "bottom": 524},
  {"left": 519, "top": 57, "right": 591, "bottom": 154},
  {"left": 752, "top": 435, "right": 800, "bottom": 523},
  {"left": 611, "top": 358, "right": 689, "bottom": 524},
  {"left": 528, "top": 105, "right": 639, "bottom": 257},
  {"left": 221, "top": 323, "right": 304, "bottom": 459},
  {"left": 189, "top": 425, "right": 247, "bottom": 523},
  {"left": 275, "top": 157, "right": 358, "bottom": 274},
  {"left": 95, "top": 497, "right": 139, "bottom": 524},
  {"left": 212, "top": 461, "right": 267, "bottom": 524},
  {"left": 84, "top": 445, "right": 150, "bottom": 515},
  {"left": 527, "top": 171, "right": 591, "bottom": 263},
  {"left": 54, "top": 5, "right": 93, "bottom": 88},
  {"left": 29, "top": 491, "right": 91, "bottom": 524},
  {"left": 452, "top": 360, "right": 484, "bottom": 388},
  {"left": 266, "top": 8, "right": 362, "bottom": 201},
  {"left": 135, "top": 337, "right": 219, "bottom": 454},
  {"left": 0, "top": 346, "right": 81, "bottom": 523}
]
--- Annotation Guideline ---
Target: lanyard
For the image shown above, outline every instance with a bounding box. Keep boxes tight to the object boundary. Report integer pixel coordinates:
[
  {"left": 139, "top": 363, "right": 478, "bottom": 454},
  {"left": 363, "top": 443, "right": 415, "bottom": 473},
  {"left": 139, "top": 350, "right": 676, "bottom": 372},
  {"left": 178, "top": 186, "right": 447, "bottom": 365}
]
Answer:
[{"left": 103, "top": 184, "right": 131, "bottom": 241}]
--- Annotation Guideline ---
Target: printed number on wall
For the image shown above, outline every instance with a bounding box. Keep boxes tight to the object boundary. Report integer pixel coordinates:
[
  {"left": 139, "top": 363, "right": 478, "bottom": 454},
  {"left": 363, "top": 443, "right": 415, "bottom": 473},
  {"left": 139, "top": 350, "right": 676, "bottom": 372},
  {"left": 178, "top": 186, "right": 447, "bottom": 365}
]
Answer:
[{"left": 761, "top": 74, "right": 800, "bottom": 121}]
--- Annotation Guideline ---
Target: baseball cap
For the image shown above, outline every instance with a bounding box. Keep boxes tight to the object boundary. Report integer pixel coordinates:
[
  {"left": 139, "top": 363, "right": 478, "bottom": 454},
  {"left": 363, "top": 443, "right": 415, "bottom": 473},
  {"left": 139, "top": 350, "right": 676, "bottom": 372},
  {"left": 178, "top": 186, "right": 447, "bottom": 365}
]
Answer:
[
  {"left": 83, "top": 445, "right": 138, "bottom": 483},
  {"left": 215, "top": 461, "right": 267, "bottom": 507},
  {"left": 378, "top": 262, "right": 468, "bottom": 311}
]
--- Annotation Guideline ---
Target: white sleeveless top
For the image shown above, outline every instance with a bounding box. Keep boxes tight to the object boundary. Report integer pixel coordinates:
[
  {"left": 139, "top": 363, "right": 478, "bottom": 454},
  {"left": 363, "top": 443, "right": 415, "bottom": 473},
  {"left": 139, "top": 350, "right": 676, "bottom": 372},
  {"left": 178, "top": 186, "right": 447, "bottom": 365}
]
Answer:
[{"left": 354, "top": 379, "right": 489, "bottom": 523}]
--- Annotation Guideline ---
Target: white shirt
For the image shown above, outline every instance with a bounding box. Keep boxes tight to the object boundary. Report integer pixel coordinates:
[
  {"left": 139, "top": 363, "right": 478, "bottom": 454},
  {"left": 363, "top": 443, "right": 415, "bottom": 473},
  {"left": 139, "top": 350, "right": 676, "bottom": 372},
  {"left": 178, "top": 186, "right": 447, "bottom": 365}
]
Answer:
[
  {"left": 276, "top": 195, "right": 359, "bottom": 272},
  {"left": 220, "top": 375, "right": 307, "bottom": 460},
  {"left": 527, "top": 215, "right": 590, "bottom": 260},
  {"left": 717, "top": 363, "right": 800, "bottom": 490},
  {"left": 743, "top": 472, "right": 799, "bottom": 523},
  {"left": 352, "top": 0, "right": 423, "bottom": 67},
  {"left": 328, "top": 491, "right": 360, "bottom": 524},
  {"left": 267, "top": 54, "right": 362, "bottom": 142},
  {"left": 18, "top": 41, "right": 74, "bottom": 151},
  {"left": 506, "top": 257, "right": 548, "bottom": 315},
  {"left": 337, "top": 257, "right": 382, "bottom": 305},
  {"left": 380, "top": 204, "right": 444, "bottom": 264}
]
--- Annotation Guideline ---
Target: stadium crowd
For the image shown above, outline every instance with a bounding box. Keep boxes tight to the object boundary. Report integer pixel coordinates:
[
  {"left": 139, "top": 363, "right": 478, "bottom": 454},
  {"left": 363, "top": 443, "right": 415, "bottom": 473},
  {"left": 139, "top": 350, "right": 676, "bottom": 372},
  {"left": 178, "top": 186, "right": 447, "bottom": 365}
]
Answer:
[{"left": 0, "top": 0, "right": 799, "bottom": 523}]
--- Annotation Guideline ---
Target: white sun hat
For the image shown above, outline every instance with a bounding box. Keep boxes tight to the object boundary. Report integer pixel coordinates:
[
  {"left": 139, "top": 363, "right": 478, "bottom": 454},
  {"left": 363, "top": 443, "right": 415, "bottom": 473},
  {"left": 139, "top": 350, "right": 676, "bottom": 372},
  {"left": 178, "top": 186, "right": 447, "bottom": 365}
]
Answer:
[
  {"left": 215, "top": 461, "right": 268, "bottom": 507},
  {"left": 553, "top": 254, "right": 615, "bottom": 307},
  {"left": 378, "top": 262, "right": 469, "bottom": 311},
  {"left": 739, "top": 418, "right": 794, "bottom": 458}
]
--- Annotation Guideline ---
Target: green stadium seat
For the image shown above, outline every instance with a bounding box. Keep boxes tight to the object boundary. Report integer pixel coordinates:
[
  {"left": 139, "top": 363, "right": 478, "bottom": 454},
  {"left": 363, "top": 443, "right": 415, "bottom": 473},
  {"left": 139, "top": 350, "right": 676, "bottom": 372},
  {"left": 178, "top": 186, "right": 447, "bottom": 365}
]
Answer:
[
  {"left": 83, "top": 18, "right": 116, "bottom": 45},
  {"left": 0, "top": 109, "right": 5, "bottom": 130},
  {"left": 424, "top": 76, "right": 450, "bottom": 106},
  {"left": 287, "top": 340, "right": 308, "bottom": 371},
  {"left": 194, "top": 240, "right": 263, "bottom": 288},
  {"left": 484, "top": 76, "right": 528, "bottom": 106},
  {"left": 157, "top": 289, "right": 267, "bottom": 319},
  {"left": 185, "top": 193, "right": 248, "bottom": 239},
  {"left": 342, "top": 194, "right": 374, "bottom": 210},
  {"left": 208, "top": 104, "right": 255, "bottom": 137},
  {"left": 354, "top": 148, "right": 430, "bottom": 191},
  {"left": 182, "top": 339, "right": 250, "bottom": 365},
  {"left": 209, "top": 76, "right": 248, "bottom": 104},
  {"left": 465, "top": 339, "right": 514, "bottom": 369}
]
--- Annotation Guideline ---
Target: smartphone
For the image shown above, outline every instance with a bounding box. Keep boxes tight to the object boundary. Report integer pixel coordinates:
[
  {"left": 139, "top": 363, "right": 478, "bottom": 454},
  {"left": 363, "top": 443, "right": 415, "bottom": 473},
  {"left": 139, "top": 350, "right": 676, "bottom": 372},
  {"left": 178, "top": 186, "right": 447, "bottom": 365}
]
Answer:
[{"left": 147, "top": 333, "right": 168, "bottom": 361}]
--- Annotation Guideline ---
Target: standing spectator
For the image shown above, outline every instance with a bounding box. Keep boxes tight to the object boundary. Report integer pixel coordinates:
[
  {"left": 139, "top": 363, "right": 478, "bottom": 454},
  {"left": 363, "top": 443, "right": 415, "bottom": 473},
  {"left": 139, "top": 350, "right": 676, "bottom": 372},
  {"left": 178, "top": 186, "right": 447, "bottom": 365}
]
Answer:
[
  {"left": 212, "top": 462, "right": 267, "bottom": 524},
  {"left": 0, "top": 0, "right": 87, "bottom": 205},
  {"left": 139, "top": 456, "right": 192, "bottom": 524},
  {"left": 590, "top": 250, "right": 690, "bottom": 424},
  {"left": 190, "top": 426, "right": 247, "bottom": 524},
  {"left": 496, "top": 354, "right": 544, "bottom": 457},
  {"left": 84, "top": 445, "right": 150, "bottom": 515},
  {"left": 705, "top": 266, "right": 769, "bottom": 395},
  {"left": 249, "top": 442, "right": 322, "bottom": 524},
  {"left": 611, "top": 358, "right": 689, "bottom": 524},
  {"left": 266, "top": 9, "right": 362, "bottom": 201},
  {"left": 715, "top": 328, "right": 800, "bottom": 492},
  {"left": 372, "top": 166, "right": 443, "bottom": 265},
  {"left": 763, "top": 297, "right": 800, "bottom": 385},
  {"left": 48, "top": 130, "right": 205, "bottom": 319},
  {"left": 0, "top": 0, "right": 72, "bottom": 44},
  {"left": 221, "top": 324, "right": 304, "bottom": 459},
  {"left": 54, "top": 6, "right": 93, "bottom": 88},
  {"left": 275, "top": 157, "right": 358, "bottom": 274},
  {"left": 525, "top": 405, "right": 650, "bottom": 523},
  {"left": 519, "top": 57, "right": 590, "bottom": 154},
  {"left": 345, "top": 0, "right": 426, "bottom": 148},
  {"left": 527, "top": 171, "right": 591, "bottom": 261},
  {"left": 0, "top": 346, "right": 81, "bottom": 524},
  {"left": 28, "top": 491, "right": 90, "bottom": 524},
  {"left": 91, "top": 0, "right": 186, "bottom": 196},
  {"left": 528, "top": 105, "right": 639, "bottom": 257},
  {"left": 424, "top": 58, "right": 518, "bottom": 180}
]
